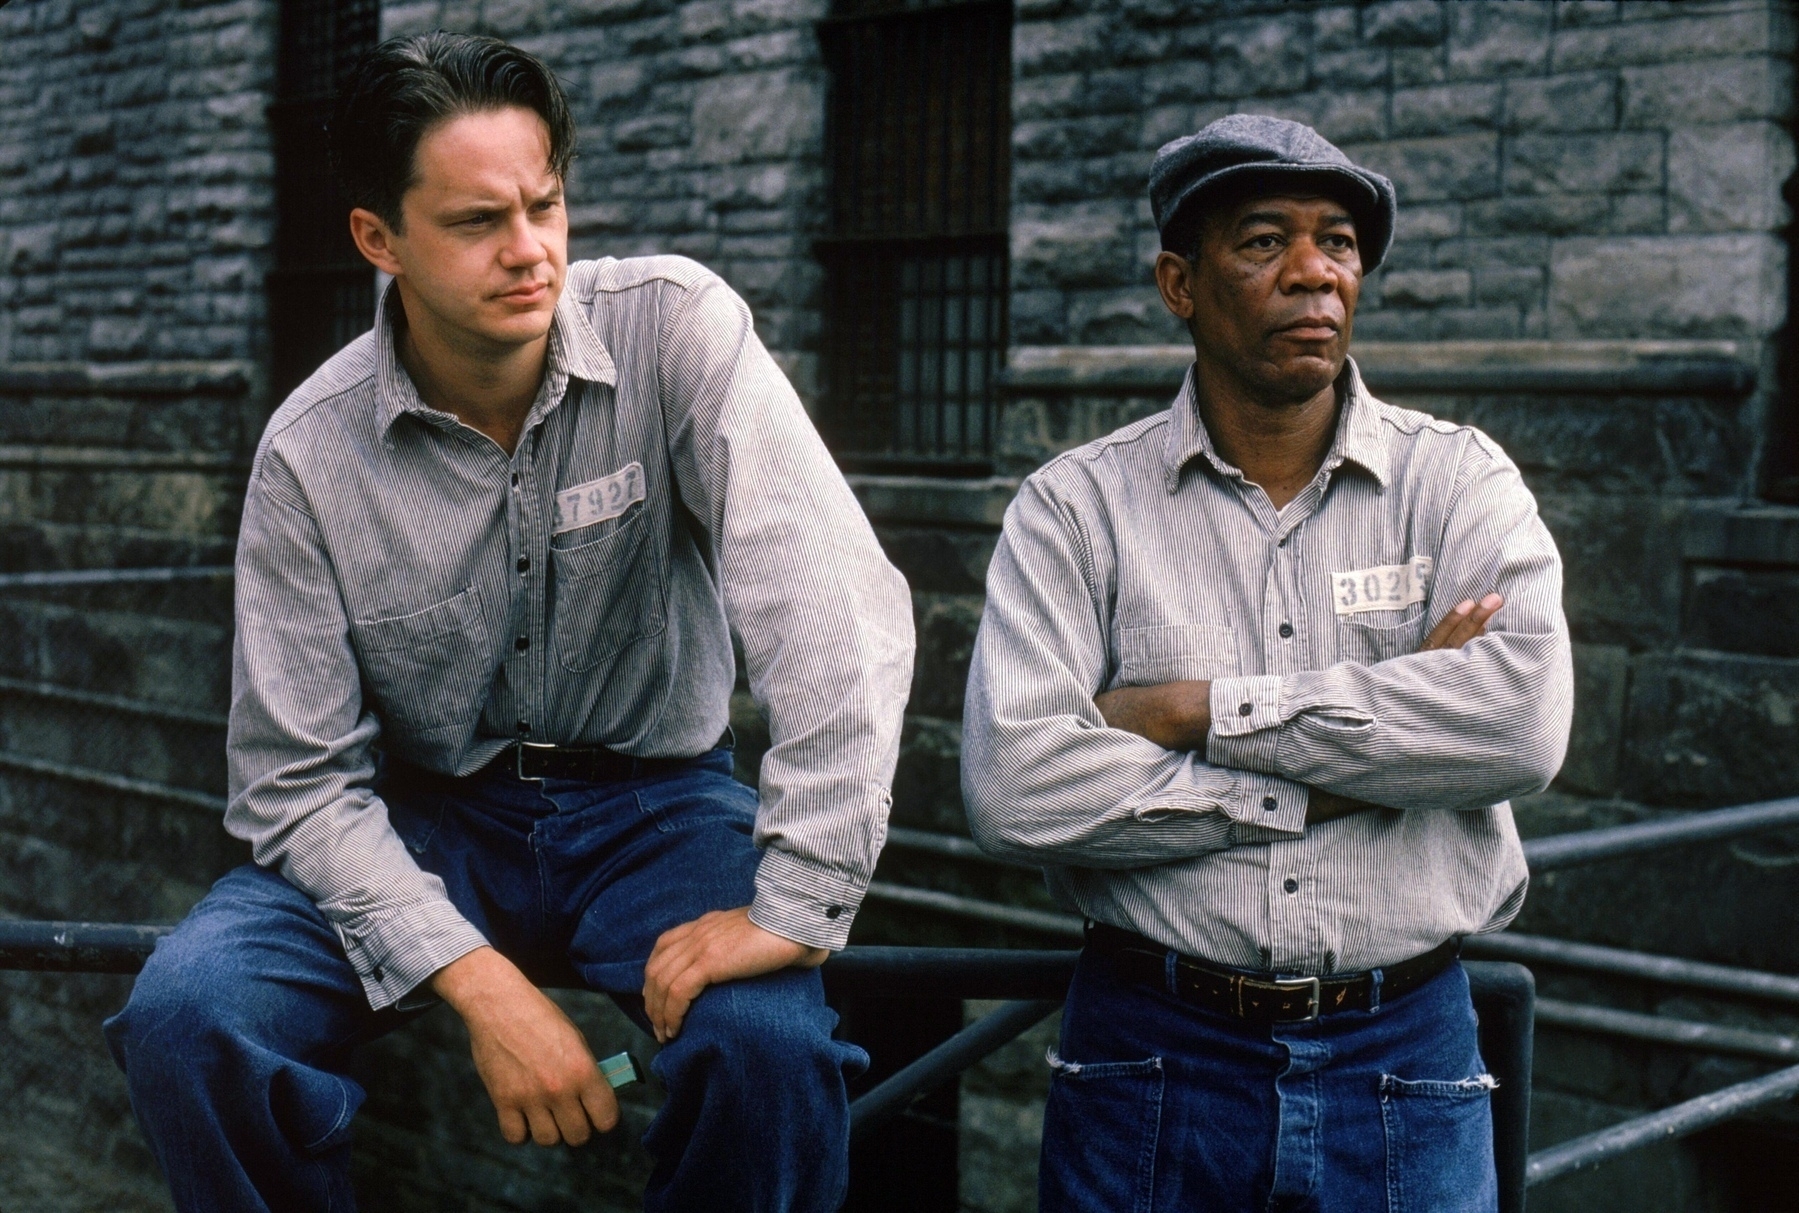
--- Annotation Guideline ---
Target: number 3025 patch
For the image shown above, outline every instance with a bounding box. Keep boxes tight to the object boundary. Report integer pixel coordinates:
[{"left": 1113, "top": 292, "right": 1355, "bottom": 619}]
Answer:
[
  {"left": 553, "top": 462, "right": 646, "bottom": 535},
  {"left": 1331, "top": 555, "right": 1433, "bottom": 616}
]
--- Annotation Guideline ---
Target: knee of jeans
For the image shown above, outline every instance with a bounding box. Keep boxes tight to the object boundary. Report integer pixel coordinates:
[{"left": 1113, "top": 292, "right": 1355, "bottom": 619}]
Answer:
[
  {"left": 667, "top": 971, "right": 854, "bottom": 1088},
  {"left": 107, "top": 939, "right": 245, "bottom": 1074}
]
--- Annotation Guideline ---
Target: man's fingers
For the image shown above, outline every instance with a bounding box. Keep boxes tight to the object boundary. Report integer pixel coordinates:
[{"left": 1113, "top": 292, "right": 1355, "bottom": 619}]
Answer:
[
  {"left": 523, "top": 1104, "right": 562, "bottom": 1147},
  {"left": 581, "top": 1080, "right": 621, "bottom": 1134},
  {"left": 1421, "top": 599, "right": 1478, "bottom": 650},
  {"left": 549, "top": 1091, "right": 593, "bottom": 1147},
  {"left": 659, "top": 971, "right": 707, "bottom": 1042},
  {"left": 496, "top": 1105, "right": 529, "bottom": 1146},
  {"left": 1423, "top": 594, "right": 1504, "bottom": 652}
]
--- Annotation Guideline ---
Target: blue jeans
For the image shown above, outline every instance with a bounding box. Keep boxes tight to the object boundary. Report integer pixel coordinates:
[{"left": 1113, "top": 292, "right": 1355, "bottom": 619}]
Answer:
[
  {"left": 1040, "top": 947, "right": 1499, "bottom": 1213},
  {"left": 103, "top": 750, "right": 866, "bottom": 1213}
]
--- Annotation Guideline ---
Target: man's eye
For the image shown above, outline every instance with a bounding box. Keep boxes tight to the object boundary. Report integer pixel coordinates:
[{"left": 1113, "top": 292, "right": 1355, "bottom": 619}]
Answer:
[
  {"left": 463, "top": 214, "right": 492, "bottom": 227},
  {"left": 1246, "top": 235, "right": 1281, "bottom": 250}
]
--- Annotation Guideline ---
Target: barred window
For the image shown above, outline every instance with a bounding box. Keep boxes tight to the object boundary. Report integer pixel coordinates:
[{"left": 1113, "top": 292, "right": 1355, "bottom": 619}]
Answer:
[
  {"left": 268, "top": 0, "right": 379, "bottom": 397},
  {"left": 816, "top": 0, "right": 1013, "bottom": 475}
]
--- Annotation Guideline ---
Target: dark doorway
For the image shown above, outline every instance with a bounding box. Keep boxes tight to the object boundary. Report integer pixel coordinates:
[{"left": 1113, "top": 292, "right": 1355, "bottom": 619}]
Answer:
[
  {"left": 267, "top": 0, "right": 379, "bottom": 399},
  {"left": 816, "top": 0, "right": 1013, "bottom": 476}
]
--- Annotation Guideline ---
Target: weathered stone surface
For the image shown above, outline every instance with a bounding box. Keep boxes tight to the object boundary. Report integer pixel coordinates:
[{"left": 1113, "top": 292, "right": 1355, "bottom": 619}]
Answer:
[
  {"left": 1379, "top": 267, "right": 1471, "bottom": 307},
  {"left": 1391, "top": 81, "right": 1501, "bottom": 136},
  {"left": 910, "top": 593, "right": 986, "bottom": 720},
  {"left": 1621, "top": 650, "right": 1799, "bottom": 806},
  {"left": 1361, "top": 0, "right": 1446, "bottom": 48},
  {"left": 1504, "top": 132, "right": 1662, "bottom": 196},
  {"left": 1503, "top": 70, "right": 1618, "bottom": 132},
  {"left": 1666, "top": 121, "right": 1793, "bottom": 233},
  {"left": 691, "top": 69, "right": 821, "bottom": 164},
  {"left": 1684, "top": 566, "right": 1799, "bottom": 659},
  {"left": 892, "top": 713, "right": 966, "bottom": 834},
  {"left": 1559, "top": 642, "right": 1628, "bottom": 796},
  {"left": 1344, "top": 133, "right": 1500, "bottom": 202},
  {"left": 1533, "top": 493, "right": 1687, "bottom": 648},
  {"left": 1446, "top": 1, "right": 1551, "bottom": 78},
  {"left": 1548, "top": 234, "right": 1784, "bottom": 339},
  {"left": 1553, "top": 7, "right": 1790, "bottom": 71},
  {"left": 1210, "top": 16, "right": 1310, "bottom": 96},
  {"left": 1465, "top": 194, "right": 1609, "bottom": 236},
  {"left": 1621, "top": 55, "right": 1794, "bottom": 127}
]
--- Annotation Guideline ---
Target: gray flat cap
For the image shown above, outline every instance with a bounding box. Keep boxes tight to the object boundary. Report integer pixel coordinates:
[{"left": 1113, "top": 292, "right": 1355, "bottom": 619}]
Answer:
[{"left": 1149, "top": 114, "right": 1397, "bottom": 271}]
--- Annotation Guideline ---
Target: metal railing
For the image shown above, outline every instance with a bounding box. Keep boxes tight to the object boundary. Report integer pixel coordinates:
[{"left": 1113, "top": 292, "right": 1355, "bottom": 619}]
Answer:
[{"left": 6, "top": 567, "right": 1799, "bottom": 1195}]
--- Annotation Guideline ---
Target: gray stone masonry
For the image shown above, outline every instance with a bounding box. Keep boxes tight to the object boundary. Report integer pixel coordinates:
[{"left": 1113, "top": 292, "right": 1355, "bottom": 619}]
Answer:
[{"left": 1008, "top": 0, "right": 1794, "bottom": 348}]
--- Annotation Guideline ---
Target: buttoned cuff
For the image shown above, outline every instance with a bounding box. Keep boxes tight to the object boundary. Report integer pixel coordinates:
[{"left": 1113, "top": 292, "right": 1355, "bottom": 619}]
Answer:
[
  {"left": 750, "top": 846, "right": 867, "bottom": 952},
  {"left": 1207, "top": 674, "right": 1285, "bottom": 774},
  {"left": 331, "top": 897, "right": 491, "bottom": 1012},
  {"left": 1219, "top": 772, "right": 1306, "bottom": 837}
]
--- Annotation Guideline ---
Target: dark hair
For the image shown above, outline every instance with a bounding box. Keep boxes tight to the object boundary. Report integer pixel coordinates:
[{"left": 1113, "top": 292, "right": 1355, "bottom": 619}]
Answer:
[{"left": 331, "top": 32, "right": 576, "bottom": 229}]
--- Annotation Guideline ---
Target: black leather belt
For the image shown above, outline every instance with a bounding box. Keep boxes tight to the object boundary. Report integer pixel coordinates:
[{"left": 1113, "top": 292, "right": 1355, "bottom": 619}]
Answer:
[
  {"left": 497, "top": 733, "right": 732, "bottom": 783},
  {"left": 1086, "top": 921, "right": 1460, "bottom": 1025}
]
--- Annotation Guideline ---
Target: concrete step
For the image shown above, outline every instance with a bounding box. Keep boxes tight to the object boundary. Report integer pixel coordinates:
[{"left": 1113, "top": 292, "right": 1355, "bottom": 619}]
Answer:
[
  {"left": 0, "top": 521, "right": 236, "bottom": 582},
  {"left": 0, "top": 679, "right": 226, "bottom": 795},
  {"left": 0, "top": 462, "right": 243, "bottom": 536}
]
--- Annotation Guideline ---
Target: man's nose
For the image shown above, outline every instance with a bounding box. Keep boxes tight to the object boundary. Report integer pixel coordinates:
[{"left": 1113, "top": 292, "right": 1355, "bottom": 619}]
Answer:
[
  {"left": 498, "top": 213, "right": 546, "bottom": 267},
  {"left": 1281, "top": 238, "right": 1337, "bottom": 292}
]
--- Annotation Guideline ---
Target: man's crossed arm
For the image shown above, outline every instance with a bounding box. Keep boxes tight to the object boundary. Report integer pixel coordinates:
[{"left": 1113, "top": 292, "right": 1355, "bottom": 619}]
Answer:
[{"left": 1091, "top": 594, "right": 1503, "bottom": 824}]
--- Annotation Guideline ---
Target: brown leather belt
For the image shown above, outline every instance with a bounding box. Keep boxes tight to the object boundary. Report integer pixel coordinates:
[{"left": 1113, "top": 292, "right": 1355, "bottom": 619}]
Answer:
[{"left": 1085, "top": 921, "right": 1460, "bottom": 1025}]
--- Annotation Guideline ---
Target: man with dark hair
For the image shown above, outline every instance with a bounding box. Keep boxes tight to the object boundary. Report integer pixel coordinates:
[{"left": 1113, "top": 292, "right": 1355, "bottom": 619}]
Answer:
[
  {"left": 963, "top": 114, "right": 1572, "bottom": 1210},
  {"left": 104, "top": 33, "right": 913, "bottom": 1213}
]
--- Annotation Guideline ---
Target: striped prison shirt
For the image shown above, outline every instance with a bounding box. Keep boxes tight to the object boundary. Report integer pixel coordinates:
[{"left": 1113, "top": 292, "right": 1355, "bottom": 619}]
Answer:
[
  {"left": 228, "top": 257, "right": 914, "bottom": 1010},
  {"left": 962, "top": 361, "right": 1572, "bottom": 976}
]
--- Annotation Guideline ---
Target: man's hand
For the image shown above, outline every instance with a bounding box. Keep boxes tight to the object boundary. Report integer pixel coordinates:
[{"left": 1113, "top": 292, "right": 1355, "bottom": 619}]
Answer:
[
  {"left": 643, "top": 906, "right": 827, "bottom": 1044},
  {"left": 431, "top": 946, "right": 619, "bottom": 1147}
]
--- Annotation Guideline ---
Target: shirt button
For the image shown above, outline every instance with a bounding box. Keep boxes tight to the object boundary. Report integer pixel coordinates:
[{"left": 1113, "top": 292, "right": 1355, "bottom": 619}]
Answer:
[
  {"left": 1263, "top": 796, "right": 1278, "bottom": 812},
  {"left": 371, "top": 965, "right": 384, "bottom": 982},
  {"left": 517, "top": 555, "right": 530, "bottom": 573},
  {"left": 515, "top": 635, "right": 530, "bottom": 652},
  {"left": 1283, "top": 878, "right": 1299, "bottom": 894},
  {"left": 1278, "top": 622, "right": 1293, "bottom": 639},
  {"left": 517, "top": 720, "right": 530, "bottom": 735},
  {"left": 1238, "top": 702, "right": 1253, "bottom": 716},
  {"left": 510, "top": 472, "right": 519, "bottom": 487},
  {"left": 825, "top": 905, "right": 843, "bottom": 919}
]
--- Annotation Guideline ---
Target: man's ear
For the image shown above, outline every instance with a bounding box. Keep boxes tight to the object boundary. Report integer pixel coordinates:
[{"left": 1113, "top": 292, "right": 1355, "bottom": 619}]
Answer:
[
  {"left": 1154, "top": 251, "right": 1197, "bottom": 322},
  {"left": 349, "top": 207, "right": 404, "bottom": 278}
]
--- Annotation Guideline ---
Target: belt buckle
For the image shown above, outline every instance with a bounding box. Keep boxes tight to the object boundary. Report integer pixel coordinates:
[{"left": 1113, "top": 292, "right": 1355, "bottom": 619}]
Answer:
[
  {"left": 1272, "top": 975, "right": 1322, "bottom": 1023},
  {"left": 516, "top": 741, "right": 557, "bottom": 782}
]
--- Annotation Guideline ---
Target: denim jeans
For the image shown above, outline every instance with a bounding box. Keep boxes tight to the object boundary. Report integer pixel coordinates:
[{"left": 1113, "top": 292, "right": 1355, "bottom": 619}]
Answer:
[
  {"left": 1040, "top": 947, "right": 1498, "bottom": 1213},
  {"left": 103, "top": 749, "right": 866, "bottom": 1213}
]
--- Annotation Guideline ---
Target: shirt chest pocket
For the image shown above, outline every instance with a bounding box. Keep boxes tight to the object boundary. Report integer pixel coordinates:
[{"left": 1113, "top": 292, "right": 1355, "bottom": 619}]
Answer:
[
  {"left": 351, "top": 586, "right": 490, "bottom": 735},
  {"left": 551, "top": 506, "right": 666, "bottom": 672},
  {"left": 1336, "top": 607, "right": 1427, "bottom": 666},
  {"left": 1114, "top": 622, "right": 1239, "bottom": 688}
]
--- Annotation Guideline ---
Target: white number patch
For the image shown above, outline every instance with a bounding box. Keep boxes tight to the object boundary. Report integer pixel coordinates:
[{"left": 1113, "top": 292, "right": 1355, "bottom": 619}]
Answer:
[
  {"left": 1330, "top": 555, "right": 1433, "bottom": 616},
  {"left": 553, "top": 462, "right": 646, "bottom": 535}
]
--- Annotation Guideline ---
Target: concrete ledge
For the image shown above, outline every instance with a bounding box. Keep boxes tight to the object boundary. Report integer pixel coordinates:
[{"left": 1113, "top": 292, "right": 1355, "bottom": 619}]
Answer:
[
  {"left": 0, "top": 361, "right": 255, "bottom": 396},
  {"left": 847, "top": 474, "right": 1019, "bottom": 527},
  {"left": 1685, "top": 502, "right": 1799, "bottom": 565},
  {"left": 1002, "top": 341, "right": 1756, "bottom": 397}
]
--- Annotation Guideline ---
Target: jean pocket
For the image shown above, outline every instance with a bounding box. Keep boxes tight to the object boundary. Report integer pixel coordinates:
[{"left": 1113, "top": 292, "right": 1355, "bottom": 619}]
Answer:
[
  {"left": 632, "top": 768, "right": 756, "bottom": 835},
  {"left": 1379, "top": 1073, "right": 1499, "bottom": 1213},
  {"left": 1040, "top": 1052, "right": 1163, "bottom": 1213}
]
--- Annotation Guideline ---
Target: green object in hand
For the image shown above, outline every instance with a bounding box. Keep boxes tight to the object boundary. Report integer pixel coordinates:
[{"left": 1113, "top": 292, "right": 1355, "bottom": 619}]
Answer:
[{"left": 599, "top": 1051, "right": 642, "bottom": 1090}]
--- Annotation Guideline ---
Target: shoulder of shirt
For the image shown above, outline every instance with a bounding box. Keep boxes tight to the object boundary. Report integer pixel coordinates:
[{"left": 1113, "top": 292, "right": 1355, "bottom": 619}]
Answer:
[
  {"left": 568, "top": 255, "right": 723, "bottom": 302},
  {"left": 1022, "top": 410, "right": 1173, "bottom": 504},
  {"left": 253, "top": 331, "right": 381, "bottom": 465},
  {"left": 1362, "top": 389, "right": 1517, "bottom": 477}
]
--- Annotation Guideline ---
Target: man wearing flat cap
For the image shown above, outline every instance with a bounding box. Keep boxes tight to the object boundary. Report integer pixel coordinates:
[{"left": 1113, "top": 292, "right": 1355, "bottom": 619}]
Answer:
[{"left": 963, "top": 114, "right": 1572, "bottom": 1209}]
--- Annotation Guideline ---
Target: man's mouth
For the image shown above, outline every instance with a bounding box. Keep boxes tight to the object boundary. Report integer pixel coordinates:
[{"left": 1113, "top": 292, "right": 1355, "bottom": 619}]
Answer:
[
  {"left": 1276, "top": 319, "right": 1340, "bottom": 342},
  {"left": 496, "top": 281, "right": 549, "bottom": 303}
]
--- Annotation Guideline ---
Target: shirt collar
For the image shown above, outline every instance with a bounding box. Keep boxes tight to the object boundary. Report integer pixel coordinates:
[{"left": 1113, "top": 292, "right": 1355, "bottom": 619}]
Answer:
[
  {"left": 372, "top": 277, "right": 617, "bottom": 439},
  {"left": 1161, "top": 355, "right": 1390, "bottom": 492}
]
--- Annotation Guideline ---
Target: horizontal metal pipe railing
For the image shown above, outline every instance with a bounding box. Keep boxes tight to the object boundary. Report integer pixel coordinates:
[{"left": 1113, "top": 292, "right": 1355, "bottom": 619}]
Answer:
[
  {"left": 848, "top": 999, "right": 1062, "bottom": 1141},
  {"left": 1535, "top": 998, "right": 1799, "bottom": 1063},
  {"left": 1526, "top": 1063, "right": 1799, "bottom": 1186},
  {"left": 0, "top": 565, "right": 235, "bottom": 590},
  {"left": 1464, "top": 932, "right": 1799, "bottom": 1006},
  {"left": 1521, "top": 796, "right": 1799, "bottom": 871}
]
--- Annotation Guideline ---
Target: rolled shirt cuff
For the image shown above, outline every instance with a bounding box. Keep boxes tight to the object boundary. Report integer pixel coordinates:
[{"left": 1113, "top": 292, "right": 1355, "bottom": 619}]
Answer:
[
  {"left": 331, "top": 895, "right": 491, "bottom": 1011},
  {"left": 750, "top": 845, "right": 868, "bottom": 952}
]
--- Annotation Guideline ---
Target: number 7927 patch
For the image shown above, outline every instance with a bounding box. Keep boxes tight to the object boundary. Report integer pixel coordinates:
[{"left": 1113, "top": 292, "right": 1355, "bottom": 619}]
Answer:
[
  {"left": 553, "top": 462, "right": 646, "bottom": 535},
  {"left": 1331, "top": 555, "right": 1433, "bottom": 616}
]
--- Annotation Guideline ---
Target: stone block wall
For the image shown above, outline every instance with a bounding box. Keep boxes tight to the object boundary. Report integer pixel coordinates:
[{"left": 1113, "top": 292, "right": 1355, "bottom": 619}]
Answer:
[{"left": 1008, "top": 0, "right": 1794, "bottom": 362}]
